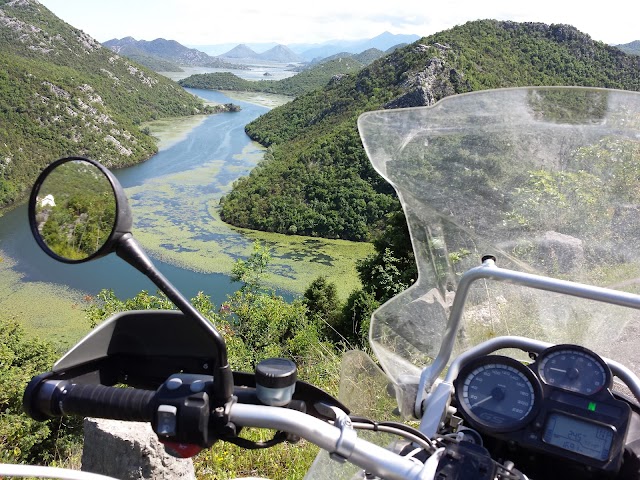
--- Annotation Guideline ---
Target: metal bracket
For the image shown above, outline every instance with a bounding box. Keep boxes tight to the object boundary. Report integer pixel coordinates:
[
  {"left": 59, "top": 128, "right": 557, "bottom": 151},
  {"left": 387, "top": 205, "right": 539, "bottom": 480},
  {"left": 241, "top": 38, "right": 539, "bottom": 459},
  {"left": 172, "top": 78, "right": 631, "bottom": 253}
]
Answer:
[{"left": 325, "top": 405, "right": 357, "bottom": 463}]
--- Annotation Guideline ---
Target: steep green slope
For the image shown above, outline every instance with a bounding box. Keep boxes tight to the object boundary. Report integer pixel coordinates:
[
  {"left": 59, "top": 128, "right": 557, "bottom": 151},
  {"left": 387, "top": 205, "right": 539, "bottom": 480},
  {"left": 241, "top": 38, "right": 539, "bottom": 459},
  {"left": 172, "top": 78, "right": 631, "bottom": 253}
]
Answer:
[
  {"left": 617, "top": 40, "right": 640, "bottom": 56},
  {"left": 116, "top": 52, "right": 183, "bottom": 72},
  {"left": 0, "top": 0, "right": 214, "bottom": 207},
  {"left": 178, "top": 57, "right": 365, "bottom": 96},
  {"left": 354, "top": 48, "right": 386, "bottom": 64},
  {"left": 310, "top": 48, "right": 385, "bottom": 66},
  {"left": 220, "top": 20, "right": 640, "bottom": 241}
]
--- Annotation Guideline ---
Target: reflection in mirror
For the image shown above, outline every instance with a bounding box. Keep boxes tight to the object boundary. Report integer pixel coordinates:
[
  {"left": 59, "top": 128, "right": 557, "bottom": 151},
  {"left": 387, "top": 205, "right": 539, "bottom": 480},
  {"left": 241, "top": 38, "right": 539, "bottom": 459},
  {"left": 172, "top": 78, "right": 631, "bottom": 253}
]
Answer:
[{"left": 33, "top": 159, "right": 117, "bottom": 261}]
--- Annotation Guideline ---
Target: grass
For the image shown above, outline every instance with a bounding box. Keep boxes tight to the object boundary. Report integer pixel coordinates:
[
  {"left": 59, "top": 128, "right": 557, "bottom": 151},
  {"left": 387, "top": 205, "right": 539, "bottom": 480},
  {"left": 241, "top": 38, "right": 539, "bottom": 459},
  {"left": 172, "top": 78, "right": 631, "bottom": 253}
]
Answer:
[
  {"left": 127, "top": 121, "right": 373, "bottom": 300},
  {"left": 195, "top": 433, "right": 320, "bottom": 480},
  {"left": 141, "top": 115, "right": 208, "bottom": 151},
  {"left": 0, "top": 252, "right": 89, "bottom": 351},
  {"left": 221, "top": 90, "right": 293, "bottom": 109}
]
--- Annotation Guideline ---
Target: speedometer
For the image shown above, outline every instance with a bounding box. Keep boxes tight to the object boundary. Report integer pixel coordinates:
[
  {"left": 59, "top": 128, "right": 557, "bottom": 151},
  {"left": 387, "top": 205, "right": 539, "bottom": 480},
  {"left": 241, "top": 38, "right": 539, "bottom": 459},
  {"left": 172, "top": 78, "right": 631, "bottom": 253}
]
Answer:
[
  {"left": 454, "top": 355, "right": 542, "bottom": 433},
  {"left": 537, "top": 345, "right": 611, "bottom": 395}
]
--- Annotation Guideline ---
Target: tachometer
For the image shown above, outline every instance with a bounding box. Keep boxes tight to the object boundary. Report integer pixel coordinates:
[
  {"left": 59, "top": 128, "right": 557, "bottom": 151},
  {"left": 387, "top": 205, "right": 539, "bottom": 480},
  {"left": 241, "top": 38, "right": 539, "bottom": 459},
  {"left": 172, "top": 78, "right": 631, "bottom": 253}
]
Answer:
[
  {"left": 537, "top": 345, "right": 611, "bottom": 395},
  {"left": 454, "top": 355, "right": 541, "bottom": 433}
]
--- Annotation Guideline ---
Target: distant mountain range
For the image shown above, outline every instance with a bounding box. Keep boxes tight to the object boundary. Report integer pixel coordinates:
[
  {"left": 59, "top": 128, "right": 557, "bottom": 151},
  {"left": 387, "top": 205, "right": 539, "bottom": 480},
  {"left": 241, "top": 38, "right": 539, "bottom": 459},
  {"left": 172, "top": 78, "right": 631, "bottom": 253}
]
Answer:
[
  {"left": 103, "top": 37, "right": 246, "bottom": 71},
  {"left": 103, "top": 32, "right": 421, "bottom": 73},
  {"left": 293, "top": 32, "right": 421, "bottom": 61},
  {"left": 192, "top": 32, "right": 422, "bottom": 62},
  {"left": 307, "top": 47, "right": 397, "bottom": 68},
  {"left": 219, "top": 44, "right": 304, "bottom": 63}
]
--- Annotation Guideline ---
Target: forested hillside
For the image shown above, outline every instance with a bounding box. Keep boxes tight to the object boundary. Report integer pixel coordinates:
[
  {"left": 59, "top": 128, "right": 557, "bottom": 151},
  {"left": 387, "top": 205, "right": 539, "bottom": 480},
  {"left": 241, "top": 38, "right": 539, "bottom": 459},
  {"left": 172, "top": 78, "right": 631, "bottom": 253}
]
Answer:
[
  {"left": 303, "top": 48, "right": 385, "bottom": 68},
  {"left": 617, "top": 40, "right": 640, "bottom": 56},
  {"left": 220, "top": 20, "right": 640, "bottom": 242},
  {"left": 178, "top": 57, "right": 366, "bottom": 96},
  {"left": 0, "top": 0, "right": 216, "bottom": 208}
]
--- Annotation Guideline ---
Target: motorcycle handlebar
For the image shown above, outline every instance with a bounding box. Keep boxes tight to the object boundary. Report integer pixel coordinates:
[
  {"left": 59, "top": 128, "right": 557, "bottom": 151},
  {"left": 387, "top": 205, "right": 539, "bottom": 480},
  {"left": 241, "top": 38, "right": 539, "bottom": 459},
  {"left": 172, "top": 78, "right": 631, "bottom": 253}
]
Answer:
[
  {"left": 25, "top": 379, "right": 430, "bottom": 480},
  {"left": 25, "top": 379, "right": 156, "bottom": 422},
  {"left": 60, "top": 383, "right": 156, "bottom": 421},
  {"left": 228, "top": 403, "right": 428, "bottom": 480}
]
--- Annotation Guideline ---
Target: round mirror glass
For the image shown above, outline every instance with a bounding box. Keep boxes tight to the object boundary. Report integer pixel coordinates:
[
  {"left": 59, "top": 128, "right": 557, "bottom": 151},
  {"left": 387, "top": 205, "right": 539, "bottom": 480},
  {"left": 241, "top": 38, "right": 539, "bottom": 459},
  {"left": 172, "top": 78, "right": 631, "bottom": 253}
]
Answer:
[{"left": 32, "top": 159, "right": 117, "bottom": 261}]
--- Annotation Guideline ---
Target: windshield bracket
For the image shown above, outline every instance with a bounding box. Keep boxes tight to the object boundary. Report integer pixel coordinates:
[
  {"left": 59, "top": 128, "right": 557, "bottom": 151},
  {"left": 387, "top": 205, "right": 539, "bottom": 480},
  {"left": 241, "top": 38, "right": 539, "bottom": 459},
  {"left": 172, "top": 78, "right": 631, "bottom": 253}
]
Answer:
[{"left": 327, "top": 406, "right": 357, "bottom": 463}]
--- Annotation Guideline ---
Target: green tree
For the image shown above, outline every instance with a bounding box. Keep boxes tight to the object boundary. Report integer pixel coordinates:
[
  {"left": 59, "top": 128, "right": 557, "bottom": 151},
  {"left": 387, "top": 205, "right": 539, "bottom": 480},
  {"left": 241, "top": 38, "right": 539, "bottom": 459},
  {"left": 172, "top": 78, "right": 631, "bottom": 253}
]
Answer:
[
  {"left": 357, "top": 211, "right": 417, "bottom": 303},
  {"left": 0, "top": 319, "right": 82, "bottom": 463},
  {"left": 303, "top": 276, "right": 342, "bottom": 340},
  {"left": 224, "top": 242, "right": 325, "bottom": 368},
  {"left": 230, "top": 241, "right": 271, "bottom": 294},
  {"left": 337, "top": 289, "right": 380, "bottom": 348}
]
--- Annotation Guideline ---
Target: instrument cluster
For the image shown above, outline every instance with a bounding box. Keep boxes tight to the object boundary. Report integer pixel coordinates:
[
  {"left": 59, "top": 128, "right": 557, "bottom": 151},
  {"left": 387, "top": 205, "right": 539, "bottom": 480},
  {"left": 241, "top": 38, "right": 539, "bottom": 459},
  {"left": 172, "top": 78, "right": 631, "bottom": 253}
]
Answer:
[{"left": 453, "top": 345, "right": 630, "bottom": 473}]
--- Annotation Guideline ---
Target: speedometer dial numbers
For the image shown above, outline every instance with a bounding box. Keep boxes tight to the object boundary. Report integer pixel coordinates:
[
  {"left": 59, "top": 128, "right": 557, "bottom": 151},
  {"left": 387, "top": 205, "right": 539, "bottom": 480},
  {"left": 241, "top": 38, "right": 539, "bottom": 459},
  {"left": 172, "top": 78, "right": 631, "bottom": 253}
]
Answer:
[
  {"left": 454, "top": 355, "right": 542, "bottom": 433},
  {"left": 537, "top": 345, "right": 611, "bottom": 395}
]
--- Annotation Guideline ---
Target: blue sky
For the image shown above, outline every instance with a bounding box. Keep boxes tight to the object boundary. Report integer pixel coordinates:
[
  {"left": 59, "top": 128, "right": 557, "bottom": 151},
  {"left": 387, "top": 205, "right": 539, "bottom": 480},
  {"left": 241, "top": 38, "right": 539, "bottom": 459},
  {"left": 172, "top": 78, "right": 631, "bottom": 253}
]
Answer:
[{"left": 38, "top": 0, "right": 638, "bottom": 46}]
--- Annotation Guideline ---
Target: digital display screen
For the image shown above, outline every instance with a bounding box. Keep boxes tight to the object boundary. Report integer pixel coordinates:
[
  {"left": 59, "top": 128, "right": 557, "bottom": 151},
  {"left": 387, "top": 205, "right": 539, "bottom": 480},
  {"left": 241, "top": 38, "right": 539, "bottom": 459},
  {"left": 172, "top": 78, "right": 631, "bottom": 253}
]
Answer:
[{"left": 543, "top": 412, "right": 613, "bottom": 461}]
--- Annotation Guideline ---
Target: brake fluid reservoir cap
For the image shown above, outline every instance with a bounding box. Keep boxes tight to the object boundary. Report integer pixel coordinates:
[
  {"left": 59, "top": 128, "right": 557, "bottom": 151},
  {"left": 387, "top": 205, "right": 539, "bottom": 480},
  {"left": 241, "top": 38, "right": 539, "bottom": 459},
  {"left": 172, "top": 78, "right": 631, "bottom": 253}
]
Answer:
[{"left": 255, "top": 358, "right": 297, "bottom": 406}]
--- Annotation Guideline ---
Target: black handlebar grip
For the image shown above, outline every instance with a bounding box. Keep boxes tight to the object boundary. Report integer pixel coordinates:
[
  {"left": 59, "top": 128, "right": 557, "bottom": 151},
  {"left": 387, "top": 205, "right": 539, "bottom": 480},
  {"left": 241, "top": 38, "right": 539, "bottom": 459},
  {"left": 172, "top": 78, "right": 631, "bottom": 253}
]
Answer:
[{"left": 60, "top": 384, "right": 156, "bottom": 422}]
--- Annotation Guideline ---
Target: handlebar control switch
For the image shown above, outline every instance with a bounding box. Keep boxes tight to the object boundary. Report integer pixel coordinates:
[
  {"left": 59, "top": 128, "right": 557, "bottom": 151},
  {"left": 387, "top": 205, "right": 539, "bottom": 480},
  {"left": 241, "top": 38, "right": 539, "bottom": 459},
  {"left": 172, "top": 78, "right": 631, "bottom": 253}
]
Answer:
[
  {"left": 154, "top": 373, "right": 215, "bottom": 447},
  {"left": 156, "top": 405, "right": 178, "bottom": 436},
  {"left": 255, "top": 358, "right": 297, "bottom": 407}
]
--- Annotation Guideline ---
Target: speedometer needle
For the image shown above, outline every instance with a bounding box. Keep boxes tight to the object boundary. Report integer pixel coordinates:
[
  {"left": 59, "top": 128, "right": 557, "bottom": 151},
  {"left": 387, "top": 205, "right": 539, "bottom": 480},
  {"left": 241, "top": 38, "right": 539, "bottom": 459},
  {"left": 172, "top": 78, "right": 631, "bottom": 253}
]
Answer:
[
  {"left": 472, "top": 395, "right": 494, "bottom": 408},
  {"left": 549, "top": 368, "right": 567, "bottom": 373}
]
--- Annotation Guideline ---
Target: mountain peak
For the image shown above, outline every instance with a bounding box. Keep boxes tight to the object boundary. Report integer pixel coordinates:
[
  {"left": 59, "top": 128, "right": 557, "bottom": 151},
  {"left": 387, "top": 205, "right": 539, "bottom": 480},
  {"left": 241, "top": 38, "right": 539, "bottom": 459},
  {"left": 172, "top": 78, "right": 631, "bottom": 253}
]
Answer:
[
  {"left": 219, "top": 44, "right": 259, "bottom": 59},
  {"left": 258, "top": 44, "right": 303, "bottom": 62}
]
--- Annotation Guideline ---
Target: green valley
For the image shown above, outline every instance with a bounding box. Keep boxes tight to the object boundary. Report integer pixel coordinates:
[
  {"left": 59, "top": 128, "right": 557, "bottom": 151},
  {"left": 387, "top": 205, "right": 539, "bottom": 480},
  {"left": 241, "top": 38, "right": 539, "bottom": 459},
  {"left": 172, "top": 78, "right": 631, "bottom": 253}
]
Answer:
[{"left": 5, "top": 4, "right": 640, "bottom": 477}]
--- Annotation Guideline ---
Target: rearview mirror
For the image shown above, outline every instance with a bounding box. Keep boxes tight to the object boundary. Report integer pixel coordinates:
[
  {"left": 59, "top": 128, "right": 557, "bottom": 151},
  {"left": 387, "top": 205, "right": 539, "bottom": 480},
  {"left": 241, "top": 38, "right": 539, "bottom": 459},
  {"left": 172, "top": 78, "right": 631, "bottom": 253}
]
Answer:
[{"left": 28, "top": 157, "right": 132, "bottom": 263}]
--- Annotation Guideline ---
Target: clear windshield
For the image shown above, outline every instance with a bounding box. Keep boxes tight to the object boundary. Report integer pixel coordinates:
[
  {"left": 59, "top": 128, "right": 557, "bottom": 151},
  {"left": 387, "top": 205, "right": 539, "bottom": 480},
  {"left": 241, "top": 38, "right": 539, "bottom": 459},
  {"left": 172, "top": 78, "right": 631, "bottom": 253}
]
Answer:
[{"left": 357, "top": 87, "right": 640, "bottom": 411}]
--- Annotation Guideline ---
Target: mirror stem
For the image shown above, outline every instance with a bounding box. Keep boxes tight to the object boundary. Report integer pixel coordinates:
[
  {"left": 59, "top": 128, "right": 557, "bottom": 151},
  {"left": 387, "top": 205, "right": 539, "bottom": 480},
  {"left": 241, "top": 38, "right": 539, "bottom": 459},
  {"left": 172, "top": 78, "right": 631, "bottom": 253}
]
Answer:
[{"left": 115, "top": 233, "right": 233, "bottom": 400}]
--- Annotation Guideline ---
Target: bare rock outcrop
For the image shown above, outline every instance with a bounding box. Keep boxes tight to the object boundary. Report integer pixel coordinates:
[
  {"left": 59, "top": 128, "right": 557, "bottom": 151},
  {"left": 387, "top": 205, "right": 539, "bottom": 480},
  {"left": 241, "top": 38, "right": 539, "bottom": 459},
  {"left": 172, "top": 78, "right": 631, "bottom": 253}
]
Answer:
[{"left": 384, "top": 43, "right": 465, "bottom": 109}]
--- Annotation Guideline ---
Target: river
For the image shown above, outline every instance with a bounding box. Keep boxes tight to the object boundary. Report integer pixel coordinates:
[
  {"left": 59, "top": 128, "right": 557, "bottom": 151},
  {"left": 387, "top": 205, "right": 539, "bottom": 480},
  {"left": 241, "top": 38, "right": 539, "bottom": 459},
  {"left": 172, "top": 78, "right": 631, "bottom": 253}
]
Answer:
[
  {"left": 0, "top": 89, "right": 266, "bottom": 302},
  {"left": 0, "top": 84, "right": 372, "bottom": 346}
]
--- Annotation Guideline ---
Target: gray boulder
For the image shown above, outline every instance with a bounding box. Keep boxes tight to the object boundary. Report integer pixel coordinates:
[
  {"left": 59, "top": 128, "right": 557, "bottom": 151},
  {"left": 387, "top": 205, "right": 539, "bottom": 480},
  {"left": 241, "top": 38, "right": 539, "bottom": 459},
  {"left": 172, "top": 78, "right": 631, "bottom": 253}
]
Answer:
[
  {"left": 537, "top": 231, "right": 584, "bottom": 273},
  {"left": 82, "top": 418, "right": 196, "bottom": 480}
]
